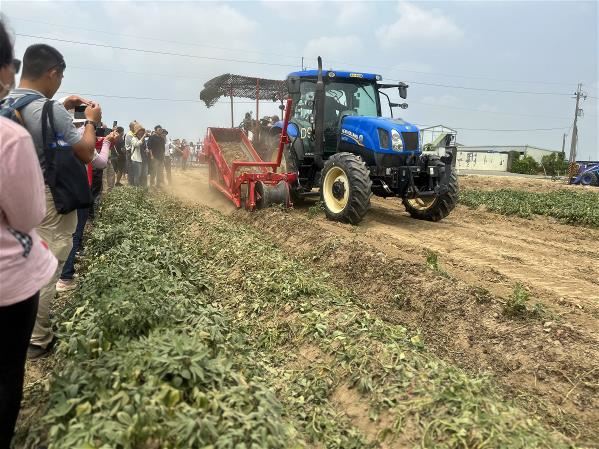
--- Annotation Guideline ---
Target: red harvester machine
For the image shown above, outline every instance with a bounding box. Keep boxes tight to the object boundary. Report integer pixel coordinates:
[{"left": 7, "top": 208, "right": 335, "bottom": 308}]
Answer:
[{"left": 203, "top": 98, "right": 297, "bottom": 210}]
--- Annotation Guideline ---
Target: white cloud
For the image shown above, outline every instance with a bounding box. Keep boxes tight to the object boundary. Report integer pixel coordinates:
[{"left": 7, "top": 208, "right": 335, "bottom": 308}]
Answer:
[
  {"left": 421, "top": 95, "right": 460, "bottom": 106},
  {"left": 261, "top": 0, "right": 323, "bottom": 21},
  {"left": 376, "top": 1, "right": 464, "bottom": 48},
  {"left": 303, "top": 36, "right": 363, "bottom": 62},
  {"left": 336, "top": 2, "right": 370, "bottom": 26}
]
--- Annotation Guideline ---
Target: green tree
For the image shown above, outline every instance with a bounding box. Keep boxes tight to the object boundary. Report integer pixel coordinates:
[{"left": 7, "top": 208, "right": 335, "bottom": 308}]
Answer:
[
  {"left": 541, "top": 152, "right": 568, "bottom": 176},
  {"left": 510, "top": 155, "right": 540, "bottom": 174}
]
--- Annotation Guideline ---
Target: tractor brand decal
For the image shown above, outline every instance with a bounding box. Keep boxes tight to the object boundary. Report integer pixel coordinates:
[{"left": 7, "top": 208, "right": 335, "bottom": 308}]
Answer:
[
  {"left": 349, "top": 73, "right": 364, "bottom": 78},
  {"left": 341, "top": 128, "right": 364, "bottom": 146},
  {"left": 300, "top": 128, "right": 313, "bottom": 139}
]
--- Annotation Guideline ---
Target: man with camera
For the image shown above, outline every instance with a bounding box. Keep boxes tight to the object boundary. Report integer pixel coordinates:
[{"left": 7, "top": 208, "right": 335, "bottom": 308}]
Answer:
[
  {"left": 148, "top": 125, "right": 166, "bottom": 188},
  {"left": 4, "top": 43, "right": 102, "bottom": 359}
]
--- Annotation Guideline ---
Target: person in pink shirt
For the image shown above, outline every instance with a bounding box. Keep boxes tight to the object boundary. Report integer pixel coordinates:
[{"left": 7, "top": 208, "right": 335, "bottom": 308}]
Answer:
[{"left": 0, "top": 18, "right": 58, "bottom": 448}]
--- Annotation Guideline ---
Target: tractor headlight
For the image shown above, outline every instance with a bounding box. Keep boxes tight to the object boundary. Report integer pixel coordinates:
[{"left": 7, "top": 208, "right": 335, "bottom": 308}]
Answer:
[{"left": 391, "top": 129, "right": 403, "bottom": 151}]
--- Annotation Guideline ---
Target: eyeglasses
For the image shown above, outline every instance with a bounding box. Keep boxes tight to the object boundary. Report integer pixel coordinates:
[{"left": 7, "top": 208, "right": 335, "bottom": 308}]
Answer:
[{"left": 13, "top": 59, "right": 21, "bottom": 74}]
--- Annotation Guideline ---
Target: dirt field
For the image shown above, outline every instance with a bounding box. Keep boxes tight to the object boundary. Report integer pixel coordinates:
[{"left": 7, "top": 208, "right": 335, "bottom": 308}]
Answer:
[
  {"left": 459, "top": 173, "right": 591, "bottom": 192},
  {"left": 168, "top": 168, "right": 599, "bottom": 446}
]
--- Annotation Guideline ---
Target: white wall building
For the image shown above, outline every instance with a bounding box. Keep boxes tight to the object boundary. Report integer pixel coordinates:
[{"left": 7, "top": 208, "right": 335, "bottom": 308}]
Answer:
[{"left": 419, "top": 125, "right": 561, "bottom": 172}]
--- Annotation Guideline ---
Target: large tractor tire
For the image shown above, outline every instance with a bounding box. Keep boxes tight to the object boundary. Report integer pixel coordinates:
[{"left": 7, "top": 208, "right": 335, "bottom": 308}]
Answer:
[
  {"left": 320, "top": 152, "right": 372, "bottom": 224},
  {"left": 580, "top": 171, "right": 599, "bottom": 186},
  {"left": 403, "top": 170, "right": 459, "bottom": 222}
]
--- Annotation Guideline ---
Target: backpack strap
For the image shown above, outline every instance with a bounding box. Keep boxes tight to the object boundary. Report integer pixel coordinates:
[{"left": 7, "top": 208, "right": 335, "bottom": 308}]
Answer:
[
  {"left": 2, "top": 93, "right": 43, "bottom": 125},
  {"left": 11, "top": 93, "right": 43, "bottom": 111},
  {"left": 41, "top": 100, "right": 61, "bottom": 148}
]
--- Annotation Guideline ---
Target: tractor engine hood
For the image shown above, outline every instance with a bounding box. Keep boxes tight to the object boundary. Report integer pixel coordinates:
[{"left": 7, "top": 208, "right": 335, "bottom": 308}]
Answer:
[{"left": 340, "top": 116, "right": 421, "bottom": 155}]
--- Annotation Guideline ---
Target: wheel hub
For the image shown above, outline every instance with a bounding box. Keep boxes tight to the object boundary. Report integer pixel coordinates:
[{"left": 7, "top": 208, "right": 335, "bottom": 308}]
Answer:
[{"left": 332, "top": 180, "right": 346, "bottom": 200}]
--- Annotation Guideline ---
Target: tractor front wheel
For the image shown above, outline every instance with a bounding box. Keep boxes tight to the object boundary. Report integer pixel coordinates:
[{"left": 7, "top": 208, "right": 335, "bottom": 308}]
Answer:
[
  {"left": 402, "top": 170, "right": 459, "bottom": 221},
  {"left": 320, "top": 152, "right": 372, "bottom": 224}
]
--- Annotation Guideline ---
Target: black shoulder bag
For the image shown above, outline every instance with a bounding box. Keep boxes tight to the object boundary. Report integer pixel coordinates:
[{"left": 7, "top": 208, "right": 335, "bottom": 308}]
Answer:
[{"left": 42, "top": 100, "right": 93, "bottom": 214}]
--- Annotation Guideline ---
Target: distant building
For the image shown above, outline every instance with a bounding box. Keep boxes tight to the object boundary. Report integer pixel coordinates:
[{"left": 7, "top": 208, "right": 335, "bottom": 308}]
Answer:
[
  {"left": 457, "top": 145, "right": 561, "bottom": 163},
  {"left": 419, "top": 125, "right": 562, "bottom": 172}
]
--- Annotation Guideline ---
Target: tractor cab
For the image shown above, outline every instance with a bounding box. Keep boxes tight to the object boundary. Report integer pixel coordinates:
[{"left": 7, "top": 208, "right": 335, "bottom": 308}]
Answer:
[{"left": 283, "top": 69, "right": 419, "bottom": 164}]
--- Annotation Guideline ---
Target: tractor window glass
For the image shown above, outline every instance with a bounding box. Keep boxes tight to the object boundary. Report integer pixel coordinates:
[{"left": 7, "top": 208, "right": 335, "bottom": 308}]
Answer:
[
  {"left": 353, "top": 83, "right": 378, "bottom": 117},
  {"left": 293, "top": 81, "right": 316, "bottom": 121}
]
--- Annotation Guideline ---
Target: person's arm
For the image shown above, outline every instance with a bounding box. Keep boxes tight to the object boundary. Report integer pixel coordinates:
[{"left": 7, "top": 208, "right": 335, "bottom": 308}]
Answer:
[
  {"left": 0, "top": 125, "right": 46, "bottom": 232},
  {"left": 72, "top": 102, "right": 102, "bottom": 163},
  {"left": 91, "top": 133, "right": 116, "bottom": 169}
]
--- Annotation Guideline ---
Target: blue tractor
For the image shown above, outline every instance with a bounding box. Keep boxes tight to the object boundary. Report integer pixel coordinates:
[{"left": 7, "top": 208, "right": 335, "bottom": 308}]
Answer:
[
  {"left": 571, "top": 164, "right": 599, "bottom": 186},
  {"left": 271, "top": 57, "right": 458, "bottom": 224}
]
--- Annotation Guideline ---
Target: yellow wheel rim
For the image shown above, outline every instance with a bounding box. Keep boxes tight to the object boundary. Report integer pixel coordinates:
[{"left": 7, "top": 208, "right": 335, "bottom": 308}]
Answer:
[
  {"left": 323, "top": 166, "right": 349, "bottom": 214},
  {"left": 406, "top": 197, "right": 436, "bottom": 211}
]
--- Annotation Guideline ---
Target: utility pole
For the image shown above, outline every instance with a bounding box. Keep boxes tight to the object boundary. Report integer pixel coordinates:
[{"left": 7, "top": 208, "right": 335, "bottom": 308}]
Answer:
[
  {"left": 568, "top": 83, "right": 587, "bottom": 183},
  {"left": 561, "top": 132, "right": 566, "bottom": 155}
]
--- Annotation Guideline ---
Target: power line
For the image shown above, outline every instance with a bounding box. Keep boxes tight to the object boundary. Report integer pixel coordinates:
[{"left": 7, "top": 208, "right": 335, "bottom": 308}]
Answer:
[
  {"left": 15, "top": 33, "right": 298, "bottom": 68},
  {"left": 394, "top": 80, "right": 571, "bottom": 96},
  {"left": 57, "top": 91, "right": 569, "bottom": 132},
  {"left": 56, "top": 91, "right": 258, "bottom": 104},
  {"left": 15, "top": 32, "right": 582, "bottom": 97},
  {"left": 62, "top": 64, "right": 574, "bottom": 120},
  {"left": 451, "top": 126, "right": 569, "bottom": 132},
  {"left": 11, "top": 17, "right": 296, "bottom": 61},
  {"left": 410, "top": 100, "right": 571, "bottom": 120},
  {"left": 11, "top": 16, "right": 580, "bottom": 88}
]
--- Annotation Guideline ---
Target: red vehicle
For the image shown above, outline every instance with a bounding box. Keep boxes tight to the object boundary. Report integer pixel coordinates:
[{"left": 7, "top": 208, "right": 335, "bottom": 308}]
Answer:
[{"left": 203, "top": 98, "right": 297, "bottom": 210}]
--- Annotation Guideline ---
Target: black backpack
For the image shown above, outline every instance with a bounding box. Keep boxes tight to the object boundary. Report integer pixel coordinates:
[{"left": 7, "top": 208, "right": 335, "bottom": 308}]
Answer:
[{"left": 41, "top": 100, "right": 93, "bottom": 214}]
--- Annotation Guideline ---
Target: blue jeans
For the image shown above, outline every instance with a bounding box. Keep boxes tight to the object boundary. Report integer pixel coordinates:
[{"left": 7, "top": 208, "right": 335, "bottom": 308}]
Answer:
[
  {"left": 140, "top": 159, "right": 149, "bottom": 188},
  {"left": 60, "top": 208, "right": 89, "bottom": 280},
  {"left": 131, "top": 161, "right": 142, "bottom": 186},
  {"left": 127, "top": 153, "right": 134, "bottom": 185}
]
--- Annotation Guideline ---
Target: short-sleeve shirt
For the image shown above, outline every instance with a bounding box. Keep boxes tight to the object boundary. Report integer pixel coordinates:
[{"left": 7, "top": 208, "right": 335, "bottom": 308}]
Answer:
[{"left": 6, "top": 88, "right": 82, "bottom": 176}]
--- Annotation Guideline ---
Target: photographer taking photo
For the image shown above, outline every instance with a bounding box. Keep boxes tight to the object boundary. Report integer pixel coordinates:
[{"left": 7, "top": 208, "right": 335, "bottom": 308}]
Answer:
[{"left": 3, "top": 43, "right": 102, "bottom": 359}]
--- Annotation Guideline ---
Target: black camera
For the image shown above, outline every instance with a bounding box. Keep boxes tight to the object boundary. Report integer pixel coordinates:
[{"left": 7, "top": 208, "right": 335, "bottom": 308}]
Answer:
[
  {"left": 95, "top": 127, "right": 110, "bottom": 137},
  {"left": 74, "top": 105, "right": 86, "bottom": 120}
]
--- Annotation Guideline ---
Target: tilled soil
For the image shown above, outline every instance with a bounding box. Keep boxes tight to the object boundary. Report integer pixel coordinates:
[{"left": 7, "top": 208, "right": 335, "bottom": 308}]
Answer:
[{"left": 168, "top": 168, "right": 599, "bottom": 447}]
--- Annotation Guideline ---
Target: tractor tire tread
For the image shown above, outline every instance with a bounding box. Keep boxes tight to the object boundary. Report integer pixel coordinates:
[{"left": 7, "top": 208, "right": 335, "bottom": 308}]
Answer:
[
  {"left": 403, "top": 169, "right": 459, "bottom": 222},
  {"left": 321, "top": 152, "right": 372, "bottom": 225}
]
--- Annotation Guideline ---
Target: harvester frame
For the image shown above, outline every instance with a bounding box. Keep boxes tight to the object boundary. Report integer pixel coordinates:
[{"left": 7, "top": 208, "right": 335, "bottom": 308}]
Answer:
[{"left": 203, "top": 98, "right": 297, "bottom": 210}]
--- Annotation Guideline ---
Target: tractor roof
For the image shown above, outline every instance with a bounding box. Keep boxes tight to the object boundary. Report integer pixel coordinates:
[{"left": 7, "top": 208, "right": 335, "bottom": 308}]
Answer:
[{"left": 288, "top": 70, "right": 381, "bottom": 81}]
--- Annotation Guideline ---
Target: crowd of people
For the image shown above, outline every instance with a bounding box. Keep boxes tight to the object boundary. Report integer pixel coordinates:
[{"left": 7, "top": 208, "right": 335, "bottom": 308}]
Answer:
[{"left": 0, "top": 17, "right": 203, "bottom": 448}]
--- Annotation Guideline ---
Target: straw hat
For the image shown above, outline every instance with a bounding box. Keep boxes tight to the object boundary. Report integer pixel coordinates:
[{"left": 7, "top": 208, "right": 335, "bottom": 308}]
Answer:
[{"left": 133, "top": 123, "right": 145, "bottom": 135}]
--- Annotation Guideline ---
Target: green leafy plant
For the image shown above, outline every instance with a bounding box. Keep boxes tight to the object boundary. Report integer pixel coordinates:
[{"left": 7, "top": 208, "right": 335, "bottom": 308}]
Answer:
[
  {"left": 307, "top": 200, "right": 324, "bottom": 218},
  {"left": 18, "top": 188, "right": 571, "bottom": 449},
  {"left": 503, "top": 283, "right": 544, "bottom": 318},
  {"left": 460, "top": 188, "right": 599, "bottom": 228}
]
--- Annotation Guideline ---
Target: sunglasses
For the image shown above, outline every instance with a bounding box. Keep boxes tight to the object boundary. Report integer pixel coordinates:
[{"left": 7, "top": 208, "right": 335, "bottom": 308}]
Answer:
[
  {"left": 13, "top": 58, "right": 21, "bottom": 74},
  {"left": 48, "top": 60, "right": 66, "bottom": 73}
]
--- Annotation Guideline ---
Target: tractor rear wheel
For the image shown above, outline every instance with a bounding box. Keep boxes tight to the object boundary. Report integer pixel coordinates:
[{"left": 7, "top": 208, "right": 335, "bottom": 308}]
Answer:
[
  {"left": 320, "top": 152, "right": 372, "bottom": 224},
  {"left": 403, "top": 170, "right": 459, "bottom": 222},
  {"left": 580, "top": 172, "right": 599, "bottom": 186}
]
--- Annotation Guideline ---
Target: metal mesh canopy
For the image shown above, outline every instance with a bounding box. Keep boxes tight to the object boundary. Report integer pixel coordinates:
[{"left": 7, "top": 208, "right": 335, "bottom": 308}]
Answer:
[{"left": 200, "top": 74, "right": 287, "bottom": 108}]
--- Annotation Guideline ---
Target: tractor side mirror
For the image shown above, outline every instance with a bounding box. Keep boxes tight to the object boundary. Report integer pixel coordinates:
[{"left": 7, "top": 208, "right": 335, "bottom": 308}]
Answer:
[
  {"left": 287, "top": 76, "right": 301, "bottom": 95},
  {"left": 398, "top": 83, "right": 408, "bottom": 100}
]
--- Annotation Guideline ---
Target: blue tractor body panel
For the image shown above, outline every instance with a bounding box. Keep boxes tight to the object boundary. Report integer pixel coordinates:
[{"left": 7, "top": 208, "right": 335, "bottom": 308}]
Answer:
[{"left": 339, "top": 116, "right": 421, "bottom": 155}]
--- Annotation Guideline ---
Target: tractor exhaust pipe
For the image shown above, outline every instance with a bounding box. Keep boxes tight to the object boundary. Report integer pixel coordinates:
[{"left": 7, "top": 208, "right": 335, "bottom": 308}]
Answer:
[{"left": 313, "top": 56, "right": 325, "bottom": 169}]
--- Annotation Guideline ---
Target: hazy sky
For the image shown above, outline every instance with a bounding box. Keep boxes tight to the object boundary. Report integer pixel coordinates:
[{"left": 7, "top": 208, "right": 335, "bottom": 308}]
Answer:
[{"left": 3, "top": 1, "right": 598, "bottom": 159}]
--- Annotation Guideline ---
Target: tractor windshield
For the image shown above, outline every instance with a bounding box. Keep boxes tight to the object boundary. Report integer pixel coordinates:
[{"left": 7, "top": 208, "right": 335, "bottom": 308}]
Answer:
[{"left": 292, "top": 79, "right": 380, "bottom": 126}]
